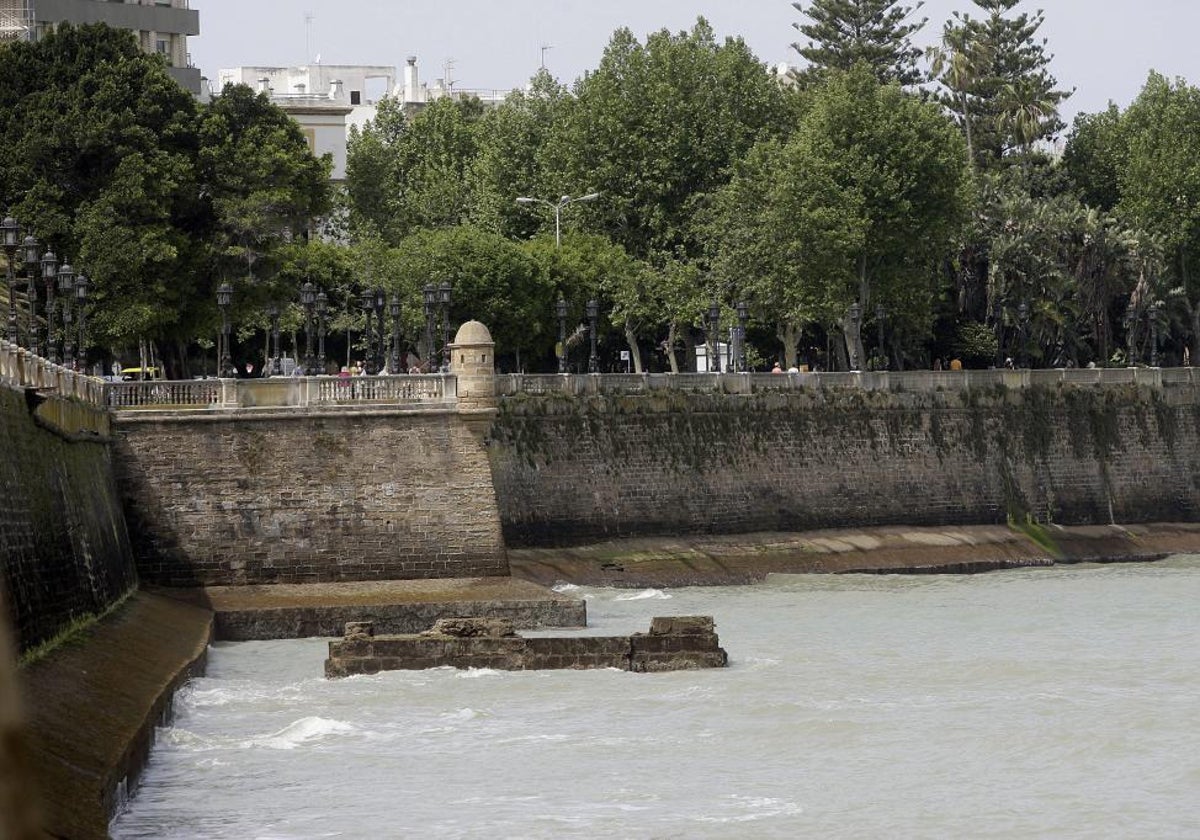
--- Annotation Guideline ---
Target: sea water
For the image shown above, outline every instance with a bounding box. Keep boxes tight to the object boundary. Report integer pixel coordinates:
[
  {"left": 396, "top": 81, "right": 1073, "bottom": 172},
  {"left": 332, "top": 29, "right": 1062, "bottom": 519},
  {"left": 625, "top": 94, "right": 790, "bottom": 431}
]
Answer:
[{"left": 112, "top": 558, "right": 1200, "bottom": 839}]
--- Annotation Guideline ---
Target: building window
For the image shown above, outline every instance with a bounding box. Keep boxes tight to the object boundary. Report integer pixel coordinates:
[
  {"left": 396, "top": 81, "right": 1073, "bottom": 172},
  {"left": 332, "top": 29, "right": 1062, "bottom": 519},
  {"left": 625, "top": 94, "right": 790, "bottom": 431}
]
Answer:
[{"left": 350, "top": 90, "right": 361, "bottom": 105}]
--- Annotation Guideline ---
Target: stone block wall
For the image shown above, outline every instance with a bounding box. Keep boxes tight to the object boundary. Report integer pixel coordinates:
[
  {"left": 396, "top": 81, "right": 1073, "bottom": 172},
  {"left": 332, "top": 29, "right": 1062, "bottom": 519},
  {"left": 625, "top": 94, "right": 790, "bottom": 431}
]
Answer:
[
  {"left": 111, "top": 408, "right": 508, "bottom": 586},
  {"left": 0, "top": 387, "right": 136, "bottom": 652},
  {"left": 488, "top": 384, "right": 1200, "bottom": 547}
]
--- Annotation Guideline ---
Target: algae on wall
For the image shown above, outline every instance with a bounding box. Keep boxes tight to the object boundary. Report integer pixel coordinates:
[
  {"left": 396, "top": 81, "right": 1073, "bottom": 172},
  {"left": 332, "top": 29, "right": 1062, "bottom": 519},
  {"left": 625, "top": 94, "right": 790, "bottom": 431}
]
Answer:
[
  {"left": 488, "top": 384, "right": 1200, "bottom": 547},
  {"left": 0, "top": 388, "right": 137, "bottom": 653}
]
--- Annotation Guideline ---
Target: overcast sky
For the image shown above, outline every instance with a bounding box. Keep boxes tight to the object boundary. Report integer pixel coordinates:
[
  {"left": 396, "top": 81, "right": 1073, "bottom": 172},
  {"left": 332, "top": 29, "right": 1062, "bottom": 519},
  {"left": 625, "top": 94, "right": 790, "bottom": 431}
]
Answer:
[{"left": 190, "top": 1, "right": 1196, "bottom": 126}]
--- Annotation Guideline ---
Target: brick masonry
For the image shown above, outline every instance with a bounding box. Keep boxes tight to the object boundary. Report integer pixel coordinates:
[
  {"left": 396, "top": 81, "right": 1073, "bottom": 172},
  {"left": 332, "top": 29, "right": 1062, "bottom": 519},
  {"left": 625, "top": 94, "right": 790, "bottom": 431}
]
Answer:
[
  {"left": 487, "top": 384, "right": 1200, "bottom": 547},
  {"left": 0, "top": 387, "right": 136, "bottom": 653},
  {"left": 111, "top": 408, "right": 509, "bottom": 586}
]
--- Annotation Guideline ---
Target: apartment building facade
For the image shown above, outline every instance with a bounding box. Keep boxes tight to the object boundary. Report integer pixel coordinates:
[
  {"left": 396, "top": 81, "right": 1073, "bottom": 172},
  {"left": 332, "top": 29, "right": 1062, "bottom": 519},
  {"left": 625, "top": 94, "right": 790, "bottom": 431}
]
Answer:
[{"left": 0, "top": 0, "right": 201, "bottom": 93}]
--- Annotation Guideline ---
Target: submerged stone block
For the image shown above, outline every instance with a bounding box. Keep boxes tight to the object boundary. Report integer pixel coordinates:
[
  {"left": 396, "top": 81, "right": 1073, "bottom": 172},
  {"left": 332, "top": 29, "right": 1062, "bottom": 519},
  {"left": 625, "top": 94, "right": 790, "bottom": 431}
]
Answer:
[{"left": 324, "top": 615, "right": 728, "bottom": 677}]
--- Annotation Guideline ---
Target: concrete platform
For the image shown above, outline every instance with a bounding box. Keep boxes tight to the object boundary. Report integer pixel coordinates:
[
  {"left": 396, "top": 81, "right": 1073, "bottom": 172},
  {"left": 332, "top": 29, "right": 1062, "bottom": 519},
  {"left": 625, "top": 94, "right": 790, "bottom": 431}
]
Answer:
[
  {"left": 153, "top": 577, "right": 587, "bottom": 640},
  {"left": 508, "top": 523, "right": 1200, "bottom": 588},
  {"left": 19, "top": 592, "right": 212, "bottom": 840}
]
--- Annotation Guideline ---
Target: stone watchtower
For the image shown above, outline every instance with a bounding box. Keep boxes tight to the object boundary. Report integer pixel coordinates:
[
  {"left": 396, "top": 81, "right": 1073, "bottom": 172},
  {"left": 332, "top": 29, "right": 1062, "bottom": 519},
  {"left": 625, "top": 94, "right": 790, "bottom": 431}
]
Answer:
[{"left": 450, "top": 320, "right": 497, "bottom": 420}]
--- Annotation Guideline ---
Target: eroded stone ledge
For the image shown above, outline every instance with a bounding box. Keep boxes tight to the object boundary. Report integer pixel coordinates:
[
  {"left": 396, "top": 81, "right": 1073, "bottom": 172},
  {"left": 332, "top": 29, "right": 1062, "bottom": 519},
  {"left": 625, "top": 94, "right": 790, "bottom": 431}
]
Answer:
[{"left": 324, "top": 615, "right": 728, "bottom": 677}]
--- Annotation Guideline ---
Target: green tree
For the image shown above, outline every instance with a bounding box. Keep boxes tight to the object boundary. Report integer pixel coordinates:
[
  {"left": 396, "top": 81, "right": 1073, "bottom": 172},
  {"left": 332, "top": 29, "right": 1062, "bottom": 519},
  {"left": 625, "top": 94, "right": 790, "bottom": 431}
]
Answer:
[
  {"left": 469, "top": 70, "right": 570, "bottom": 240},
  {"left": 344, "top": 95, "right": 407, "bottom": 239},
  {"left": 544, "top": 19, "right": 788, "bottom": 267},
  {"left": 1116, "top": 73, "right": 1200, "bottom": 360},
  {"left": 0, "top": 23, "right": 201, "bottom": 355},
  {"left": 1062, "top": 104, "right": 1126, "bottom": 212},
  {"left": 791, "top": 0, "right": 928, "bottom": 86},
  {"left": 388, "top": 226, "right": 550, "bottom": 369},
  {"left": 933, "top": 0, "right": 1071, "bottom": 171},
  {"left": 707, "top": 138, "right": 865, "bottom": 368}
]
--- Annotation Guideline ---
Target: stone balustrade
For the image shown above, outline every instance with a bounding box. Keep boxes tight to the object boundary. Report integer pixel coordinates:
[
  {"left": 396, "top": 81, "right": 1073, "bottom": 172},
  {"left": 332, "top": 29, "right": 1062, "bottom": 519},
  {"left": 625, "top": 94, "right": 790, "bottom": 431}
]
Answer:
[
  {"left": 496, "top": 366, "right": 1192, "bottom": 397},
  {"left": 105, "top": 373, "right": 456, "bottom": 411},
  {"left": 0, "top": 339, "right": 107, "bottom": 406}
]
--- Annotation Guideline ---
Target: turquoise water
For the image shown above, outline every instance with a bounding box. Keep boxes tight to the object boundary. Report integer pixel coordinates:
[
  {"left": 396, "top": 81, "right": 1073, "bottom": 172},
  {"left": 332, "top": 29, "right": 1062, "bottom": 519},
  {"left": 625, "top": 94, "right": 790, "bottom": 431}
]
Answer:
[{"left": 113, "top": 558, "right": 1200, "bottom": 838}]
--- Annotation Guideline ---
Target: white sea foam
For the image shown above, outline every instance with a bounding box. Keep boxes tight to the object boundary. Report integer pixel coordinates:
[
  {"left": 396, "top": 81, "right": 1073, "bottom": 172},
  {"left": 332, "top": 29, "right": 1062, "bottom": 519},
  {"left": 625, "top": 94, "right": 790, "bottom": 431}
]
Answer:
[
  {"left": 551, "top": 583, "right": 581, "bottom": 593},
  {"left": 613, "top": 588, "right": 672, "bottom": 601},
  {"left": 456, "top": 668, "right": 502, "bottom": 679},
  {"left": 692, "top": 795, "right": 805, "bottom": 823},
  {"left": 241, "top": 717, "right": 354, "bottom": 750}
]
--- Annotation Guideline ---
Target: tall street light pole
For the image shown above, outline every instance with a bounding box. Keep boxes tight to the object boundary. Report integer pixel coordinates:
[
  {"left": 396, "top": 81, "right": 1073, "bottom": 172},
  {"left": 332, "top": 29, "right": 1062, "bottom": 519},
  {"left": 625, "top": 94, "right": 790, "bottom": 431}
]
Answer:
[
  {"left": 75, "top": 274, "right": 88, "bottom": 369},
  {"left": 373, "top": 288, "right": 386, "bottom": 373},
  {"left": 556, "top": 296, "right": 568, "bottom": 373},
  {"left": 300, "top": 281, "right": 316, "bottom": 375},
  {"left": 40, "top": 250, "right": 57, "bottom": 363},
  {"left": 586, "top": 298, "right": 599, "bottom": 373},
  {"left": 23, "top": 235, "right": 39, "bottom": 355},
  {"left": 267, "top": 303, "right": 282, "bottom": 375},
  {"left": 316, "top": 290, "right": 328, "bottom": 373},
  {"left": 438, "top": 281, "right": 452, "bottom": 372},
  {"left": 389, "top": 294, "right": 402, "bottom": 374},
  {"left": 708, "top": 300, "right": 721, "bottom": 374},
  {"left": 57, "top": 259, "right": 76, "bottom": 368},
  {"left": 515, "top": 193, "right": 601, "bottom": 248},
  {"left": 1, "top": 216, "right": 19, "bottom": 345},
  {"left": 736, "top": 300, "right": 749, "bottom": 373},
  {"left": 217, "top": 281, "right": 234, "bottom": 377},
  {"left": 423, "top": 284, "right": 436, "bottom": 371}
]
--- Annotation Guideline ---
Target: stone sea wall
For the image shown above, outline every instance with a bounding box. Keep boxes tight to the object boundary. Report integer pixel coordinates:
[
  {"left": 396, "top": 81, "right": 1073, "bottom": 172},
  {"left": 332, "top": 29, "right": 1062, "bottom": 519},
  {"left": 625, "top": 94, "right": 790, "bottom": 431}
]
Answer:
[
  {"left": 488, "top": 383, "right": 1200, "bottom": 547},
  {"left": 0, "top": 386, "right": 136, "bottom": 653},
  {"left": 111, "top": 407, "right": 509, "bottom": 586}
]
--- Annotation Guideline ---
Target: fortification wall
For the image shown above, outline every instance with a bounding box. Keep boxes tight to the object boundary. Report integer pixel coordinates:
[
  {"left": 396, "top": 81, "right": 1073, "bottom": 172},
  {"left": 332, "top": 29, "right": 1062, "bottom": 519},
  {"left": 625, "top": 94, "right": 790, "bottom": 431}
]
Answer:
[
  {"left": 0, "top": 386, "right": 136, "bottom": 653},
  {"left": 111, "top": 407, "right": 508, "bottom": 586},
  {"left": 488, "top": 383, "right": 1200, "bottom": 547}
]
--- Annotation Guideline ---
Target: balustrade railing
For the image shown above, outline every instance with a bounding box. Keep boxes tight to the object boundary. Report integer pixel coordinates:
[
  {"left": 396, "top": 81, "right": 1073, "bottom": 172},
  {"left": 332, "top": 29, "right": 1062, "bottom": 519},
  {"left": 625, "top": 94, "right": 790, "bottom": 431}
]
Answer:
[
  {"left": 496, "top": 366, "right": 1192, "bottom": 397},
  {"left": 0, "top": 339, "right": 107, "bottom": 406}
]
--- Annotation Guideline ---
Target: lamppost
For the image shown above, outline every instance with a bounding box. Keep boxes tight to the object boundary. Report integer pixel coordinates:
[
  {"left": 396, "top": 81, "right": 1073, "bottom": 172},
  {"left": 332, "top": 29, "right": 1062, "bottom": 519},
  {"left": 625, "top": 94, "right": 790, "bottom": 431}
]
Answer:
[
  {"left": 389, "top": 294, "right": 402, "bottom": 374},
  {"left": 57, "top": 259, "right": 76, "bottom": 368},
  {"left": 217, "top": 281, "right": 234, "bottom": 377},
  {"left": 23, "top": 234, "right": 39, "bottom": 355},
  {"left": 514, "top": 193, "right": 601, "bottom": 248},
  {"left": 707, "top": 300, "right": 721, "bottom": 374},
  {"left": 316, "top": 290, "right": 328, "bottom": 373},
  {"left": 586, "top": 298, "right": 599, "bottom": 373},
  {"left": 373, "top": 287, "right": 387, "bottom": 373},
  {"left": 300, "top": 280, "right": 316, "bottom": 375},
  {"left": 1017, "top": 301, "right": 1030, "bottom": 368},
  {"left": 438, "top": 281, "right": 452, "bottom": 371},
  {"left": 75, "top": 273, "right": 89, "bottom": 368},
  {"left": 40, "top": 249, "right": 57, "bottom": 363},
  {"left": 267, "top": 303, "right": 282, "bottom": 375},
  {"left": 1, "top": 216, "right": 19, "bottom": 344},
  {"left": 736, "top": 300, "right": 749, "bottom": 373},
  {"left": 358, "top": 287, "right": 375, "bottom": 373},
  {"left": 874, "top": 303, "right": 886, "bottom": 371},
  {"left": 1148, "top": 302, "right": 1161, "bottom": 367},
  {"left": 848, "top": 302, "right": 862, "bottom": 371},
  {"left": 556, "top": 297, "right": 568, "bottom": 373},
  {"left": 422, "top": 283, "right": 436, "bottom": 371},
  {"left": 993, "top": 302, "right": 1005, "bottom": 368}
]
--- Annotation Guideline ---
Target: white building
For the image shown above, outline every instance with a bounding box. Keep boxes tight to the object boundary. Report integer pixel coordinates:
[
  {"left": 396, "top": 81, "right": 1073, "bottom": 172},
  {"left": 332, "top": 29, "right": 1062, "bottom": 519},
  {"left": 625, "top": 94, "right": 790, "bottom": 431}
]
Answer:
[{"left": 217, "top": 58, "right": 510, "bottom": 182}]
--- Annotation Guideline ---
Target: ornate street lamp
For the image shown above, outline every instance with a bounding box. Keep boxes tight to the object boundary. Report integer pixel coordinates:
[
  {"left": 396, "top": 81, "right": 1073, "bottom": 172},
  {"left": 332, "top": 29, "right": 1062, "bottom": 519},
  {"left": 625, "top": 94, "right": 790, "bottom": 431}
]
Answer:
[
  {"left": 556, "top": 297, "right": 568, "bottom": 373},
  {"left": 389, "top": 294, "right": 402, "bottom": 374},
  {"left": 1148, "top": 302, "right": 1162, "bottom": 367},
  {"left": 358, "top": 287, "right": 375, "bottom": 374},
  {"left": 217, "top": 281, "right": 234, "bottom": 377},
  {"left": 40, "top": 249, "right": 57, "bottom": 363},
  {"left": 57, "top": 259, "right": 76, "bottom": 367},
  {"left": 874, "top": 303, "right": 886, "bottom": 371},
  {"left": 848, "top": 302, "right": 862, "bottom": 371},
  {"left": 2, "top": 216, "right": 19, "bottom": 344},
  {"left": 438, "top": 281, "right": 452, "bottom": 372},
  {"left": 736, "top": 300, "right": 749, "bottom": 373},
  {"left": 586, "top": 298, "right": 599, "bottom": 374},
  {"left": 300, "top": 281, "right": 316, "bottom": 375},
  {"left": 316, "top": 290, "right": 329, "bottom": 373},
  {"left": 23, "top": 234, "right": 39, "bottom": 355},
  {"left": 267, "top": 302, "right": 282, "bottom": 375},
  {"left": 422, "top": 284, "right": 436, "bottom": 372},
  {"left": 373, "top": 287, "right": 386, "bottom": 373},
  {"left": 1017, "top": 301, "right": 1030, "bottom": 368},
  {"left": 75, "top": 274, "right": 89, "bottom": 367},
  {"left": 708, "top": 299, "right": 721, "bottom": 374}
]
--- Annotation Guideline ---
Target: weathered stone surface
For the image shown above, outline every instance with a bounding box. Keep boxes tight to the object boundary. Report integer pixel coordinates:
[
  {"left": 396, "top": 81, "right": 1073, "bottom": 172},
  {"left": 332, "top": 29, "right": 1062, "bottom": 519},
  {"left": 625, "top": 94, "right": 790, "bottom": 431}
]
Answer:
[
  {"left": 422, "top": 617, "right": 517, "bottom": 638},
  {"left": 344, "top": 621, "right": 374, "bottom": 640},
  {"left": 0, "top": 386, "right": 136, "bottom": 653},
  {"left": 489, "top": 386, "right": 1200, "bottom": 547},
  {"left": 111, "top": 409, "right": 508, "bottom": 586},
  {"left": 325, "top": 615, "right": 728, "bottom": 677}
]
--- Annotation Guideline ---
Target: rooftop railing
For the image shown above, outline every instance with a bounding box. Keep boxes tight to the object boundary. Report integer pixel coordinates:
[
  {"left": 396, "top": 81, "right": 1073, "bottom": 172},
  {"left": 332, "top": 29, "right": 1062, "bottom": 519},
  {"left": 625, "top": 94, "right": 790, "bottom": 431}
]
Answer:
[{"left": 105, "top": 374, "right": 456, "bottom": 411}]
